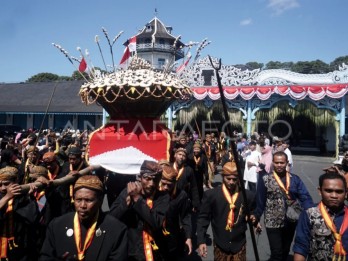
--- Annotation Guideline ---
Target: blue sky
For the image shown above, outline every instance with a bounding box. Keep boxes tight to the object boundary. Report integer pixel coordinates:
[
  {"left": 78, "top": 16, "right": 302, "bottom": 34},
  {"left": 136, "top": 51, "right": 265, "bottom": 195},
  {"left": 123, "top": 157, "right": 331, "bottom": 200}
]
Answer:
[{"left": 1, "top": 0, "right": 347, "bottom": 83}]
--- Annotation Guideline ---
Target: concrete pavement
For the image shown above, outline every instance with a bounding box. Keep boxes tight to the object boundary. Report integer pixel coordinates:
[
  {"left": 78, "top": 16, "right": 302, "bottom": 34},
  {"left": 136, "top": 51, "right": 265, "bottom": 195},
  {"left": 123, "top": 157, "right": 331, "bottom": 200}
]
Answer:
[
  {"left": 186, "top": 155, "right": 335, "bottom": 261},
  {"left": 103, "top": 155, "right": 337, "bottom": 261}
]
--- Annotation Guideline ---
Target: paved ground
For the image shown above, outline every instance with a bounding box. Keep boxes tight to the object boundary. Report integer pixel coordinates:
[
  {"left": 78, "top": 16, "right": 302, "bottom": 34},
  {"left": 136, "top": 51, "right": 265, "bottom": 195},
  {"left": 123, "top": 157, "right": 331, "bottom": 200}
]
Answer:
[
  {"left": 103, "top": 154, "right": 336, "bottom": 261},
  {"left": 183, "top": 155, "right": 336, "bottom": 261}
]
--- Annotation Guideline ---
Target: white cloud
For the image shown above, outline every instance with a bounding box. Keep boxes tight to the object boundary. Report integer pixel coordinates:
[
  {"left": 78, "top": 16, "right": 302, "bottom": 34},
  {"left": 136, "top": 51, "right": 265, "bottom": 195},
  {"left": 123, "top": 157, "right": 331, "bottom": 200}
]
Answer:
[
  {"left": 268, "top": 0, "right": 300, "bottom": 15},
  {"left": 240, "top": 19, "right": 253, "bottom": 26}
]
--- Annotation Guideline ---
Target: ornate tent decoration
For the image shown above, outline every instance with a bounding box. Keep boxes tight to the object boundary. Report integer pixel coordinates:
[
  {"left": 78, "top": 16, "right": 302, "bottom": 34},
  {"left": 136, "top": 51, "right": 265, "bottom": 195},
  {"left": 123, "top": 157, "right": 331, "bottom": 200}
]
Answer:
[
  {"left": 53, "top": 20, "right": 195, "bottom": 174},
  {"left": 167, "top": 56, "right": 348, "bottom": 154},
  {"left": 255, "top": 100, "right": 337, "bottom": 127},
  {"left": 173, "top": 101, "right": 243, "bottom": 128},
  {"left": 191, "top": 84, "right": 348, "bottom": 101},
  {"left": 79, "top": 56, "right": 191, "bottom": 118}
]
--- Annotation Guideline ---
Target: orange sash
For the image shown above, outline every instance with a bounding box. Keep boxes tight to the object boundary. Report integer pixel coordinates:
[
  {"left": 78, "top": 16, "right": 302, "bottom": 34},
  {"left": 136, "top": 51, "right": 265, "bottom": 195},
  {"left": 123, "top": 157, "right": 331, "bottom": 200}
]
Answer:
[
  {"left": 143, "top": 199, "right": 159, "bottom": 261},
  {"left": 73, "top": 211, "right": 98, "bottom": 261},
  {"left": 193, "top": 156, "right": 200, "bottom": 170},
  {"left": 24, "top": 159, "right": 31, "bottom": 184},
  {"left": 273, "top": 171, "right": 291, "bottom": 199},
  {"left": 173, "top": 163, "right": 184, "bottom": 180},
  {"left": 35, "top": 190, "right": 45, "bottom": 201},
  {"left": 205, "top": 143, "right": 211, "bottom": 159},
  {"left": 48, "top": 166, "right": 59, "bottom": 181},
  {"left": 162, "top": 219, "right": 170, "bottom": 236},
  {"left": 222, "top": 184, "right": 239, "bottom": 231},
  {"left": 0, "top": 199, "right": 18, "bottom": 259},
  {"left": 319, "top": 202, "right": 348, "bottom": 260}
]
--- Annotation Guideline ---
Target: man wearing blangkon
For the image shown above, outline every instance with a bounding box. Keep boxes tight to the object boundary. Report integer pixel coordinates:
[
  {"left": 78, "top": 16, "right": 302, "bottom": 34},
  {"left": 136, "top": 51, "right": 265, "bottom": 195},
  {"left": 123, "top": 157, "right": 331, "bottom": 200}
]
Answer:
[
  {"left": 197, "top": 161, "right": 256, "bottom": 260},
  {"left": 40, "top": 175, "right": 128, "bottom": 261}
]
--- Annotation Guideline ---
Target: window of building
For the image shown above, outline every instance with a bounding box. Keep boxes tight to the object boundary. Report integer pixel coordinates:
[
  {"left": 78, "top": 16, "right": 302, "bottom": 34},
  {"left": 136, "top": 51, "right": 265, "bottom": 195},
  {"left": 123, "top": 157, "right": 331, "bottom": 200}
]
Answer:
[
  {"left": 0, "top": 114, "right": 6, "bottom": 124},
  {"left": 158, "top": 58, "right": 166, "bottom": 68},
  {"left": 146, "top": 24, "right": 152, "bottom": 32},
  {"left": 202, "top": 70, "right": 215, "bottom": 86},
  {"left": 33, "top": 114, "right": 48, "bottom": 130}
]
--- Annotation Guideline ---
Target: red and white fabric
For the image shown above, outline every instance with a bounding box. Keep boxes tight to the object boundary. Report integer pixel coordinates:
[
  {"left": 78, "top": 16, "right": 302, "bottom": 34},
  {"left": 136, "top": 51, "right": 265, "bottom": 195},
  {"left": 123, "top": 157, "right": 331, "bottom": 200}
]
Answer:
[
  {"left": 88, "top": 119, "right": 170, "bottom": 174},
  {"left": 191, "top": 84, "right": 348, "bottom": 101}
]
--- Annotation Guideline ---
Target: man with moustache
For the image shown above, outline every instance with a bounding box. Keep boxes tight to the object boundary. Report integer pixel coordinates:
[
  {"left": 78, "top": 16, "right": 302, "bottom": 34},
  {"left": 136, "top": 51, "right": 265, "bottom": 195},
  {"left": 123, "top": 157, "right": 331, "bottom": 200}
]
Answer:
[
  {"left": 40, "top": 175, "right": 128, "bottom": 261},
  {"left": 173, "top": 148, "right": 200, "bottom": 212},
  {"left": 197, "top": 161, "right": 256, "bottom": 260},
  {"left": 158, "top": 162, "right": 192, "bottom": 260},
  {"left": 252, "top": 151, "right": 314, "bottom": 261},
  {"left": 109, "top": 160, "right": 169, "bottom": 261},
  {"left": 293, "top": 173, "right": 348, "bottom": 261}
]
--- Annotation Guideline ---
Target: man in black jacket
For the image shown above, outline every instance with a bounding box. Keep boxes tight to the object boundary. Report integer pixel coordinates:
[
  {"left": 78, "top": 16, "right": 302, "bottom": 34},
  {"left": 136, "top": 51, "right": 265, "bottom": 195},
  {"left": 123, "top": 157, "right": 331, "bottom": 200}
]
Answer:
[
  {"left": 40, "top": 175, "right": 128, "bottom": 261},
  {"left": 158, "top": 162, "right": 192, "bottom": 260},
  {"left": 172, "top": 148, "right": 200, "bottom": 212},
  {"left": 197, "top": 161, "right": 256, "bottom": 260},
  {"left": 109, "top": 160, "right": 169, "bottom": 261},
  {"left": 0, "top": 166, "right": 39, "bottom": 260}
]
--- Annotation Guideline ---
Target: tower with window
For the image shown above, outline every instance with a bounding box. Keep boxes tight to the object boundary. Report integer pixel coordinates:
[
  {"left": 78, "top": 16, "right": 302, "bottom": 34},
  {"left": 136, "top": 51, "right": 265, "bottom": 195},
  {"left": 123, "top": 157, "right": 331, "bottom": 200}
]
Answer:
[{"left": 127, "top": 17, "right": 184, "bottom": 70}]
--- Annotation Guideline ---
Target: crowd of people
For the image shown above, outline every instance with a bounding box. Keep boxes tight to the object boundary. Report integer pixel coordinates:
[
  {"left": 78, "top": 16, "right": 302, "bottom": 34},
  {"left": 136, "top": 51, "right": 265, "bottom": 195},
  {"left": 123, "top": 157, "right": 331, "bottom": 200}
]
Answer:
[{"left": 0, "top": 127, "right": 347, "bottom": 260}]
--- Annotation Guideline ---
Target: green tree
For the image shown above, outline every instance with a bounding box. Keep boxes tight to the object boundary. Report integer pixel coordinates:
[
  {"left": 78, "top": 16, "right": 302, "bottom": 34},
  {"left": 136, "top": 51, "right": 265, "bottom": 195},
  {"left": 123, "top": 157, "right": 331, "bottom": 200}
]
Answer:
[
  {"left": 291, "top": 60, "right": 330, "bottom": 74},
  {"left": 265, "top": 61, "right": 283, "bottom": 69},
  {"left": 246, "top": 62, "right": 264, "bottom": 70},
  {"left": 26, "top": 72, "right": 60, "bottom": 82},
  {"left": 330, "top": 56, "right": 348, "bottom": 71},
  {"left": 58, "top": 76, "right": 73, "bottom": 81},
  {"left": 71, "top": 70, "right": 89, "bottom": 81}
]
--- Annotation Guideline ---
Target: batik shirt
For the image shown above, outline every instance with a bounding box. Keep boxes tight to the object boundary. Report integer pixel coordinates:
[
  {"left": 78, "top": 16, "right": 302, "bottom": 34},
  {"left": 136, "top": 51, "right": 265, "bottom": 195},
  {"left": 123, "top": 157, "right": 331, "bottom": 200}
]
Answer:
[
  {"left": 293, "top": 205, "right": 348, "bottom": 260},
  {"left": 254, "top": 172, "right": 313, "bottom": 228}
]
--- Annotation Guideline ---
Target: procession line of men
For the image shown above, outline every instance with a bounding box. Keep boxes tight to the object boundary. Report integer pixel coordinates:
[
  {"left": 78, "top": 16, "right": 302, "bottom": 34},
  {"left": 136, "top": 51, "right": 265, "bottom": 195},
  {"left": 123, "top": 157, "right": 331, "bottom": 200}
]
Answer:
[{"left": 1, "top": 132, "right": 348, "bottom": 260}]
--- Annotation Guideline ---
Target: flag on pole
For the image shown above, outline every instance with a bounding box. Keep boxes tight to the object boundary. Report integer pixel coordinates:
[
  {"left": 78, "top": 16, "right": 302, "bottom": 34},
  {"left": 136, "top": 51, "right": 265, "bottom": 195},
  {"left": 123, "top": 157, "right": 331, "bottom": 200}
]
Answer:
[
  {"left": 78, "top": 58, "right": 87, "bottom": 72},
  {"left": 176, "top": 52, "right": 192, "bottom": 74},
  {"left": 119, "top": 46, "right": 130, "bottom": 69},
  {"left": 127, "top": 36, "right": 137, "bottom": 52}
]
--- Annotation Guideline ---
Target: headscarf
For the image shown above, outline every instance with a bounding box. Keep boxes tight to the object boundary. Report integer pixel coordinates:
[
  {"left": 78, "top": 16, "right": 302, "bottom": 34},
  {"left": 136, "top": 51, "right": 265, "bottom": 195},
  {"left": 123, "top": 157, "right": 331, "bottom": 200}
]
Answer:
[
  {"left": 222, "top": 161, "right": 238, "bottom": 175},
  {"left": 140, "top": 160, "right": 162, "bottom": 177},
  {"left": 29, "top": 166, "right": 48, "bottom": 179},
  {"left": 259, "top": 144, "right": 273, "bottom": 173},
  {"left": 74, "top": 175, "right": 104, "bottom": 193},
  {"left": 0, "top": 166, "right": 18, "bottom": 181},
  {"left": 42, "top": 152, "right": 56, "bottom": 162},
  {"left": 161, "top": 165, "right": 177, "bottom": 181}
]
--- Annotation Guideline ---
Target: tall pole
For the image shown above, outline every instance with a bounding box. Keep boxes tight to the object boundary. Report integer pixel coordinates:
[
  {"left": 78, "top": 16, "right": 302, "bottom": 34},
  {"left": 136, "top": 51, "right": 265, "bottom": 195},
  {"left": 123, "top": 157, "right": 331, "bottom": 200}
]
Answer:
[{"left": 208, "top": 55, "right": 260, "bottom": 261}]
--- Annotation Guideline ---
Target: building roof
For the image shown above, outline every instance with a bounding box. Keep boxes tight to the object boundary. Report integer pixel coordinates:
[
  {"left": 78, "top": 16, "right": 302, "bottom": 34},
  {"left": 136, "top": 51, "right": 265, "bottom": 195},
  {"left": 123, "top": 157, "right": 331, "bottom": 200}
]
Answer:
[
  {"left": 135, "top": 17, "right": 184, "bottom": 46},
  {"left": 0, "top": 81, "right": 103, "bottom": 114}
]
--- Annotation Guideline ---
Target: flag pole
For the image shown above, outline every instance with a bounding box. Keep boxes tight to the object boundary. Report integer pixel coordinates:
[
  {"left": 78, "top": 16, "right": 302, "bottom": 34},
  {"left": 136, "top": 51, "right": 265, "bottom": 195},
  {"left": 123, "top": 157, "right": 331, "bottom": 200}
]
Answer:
[
  {"left": 95, "top": 35, "right": 108, "bottom": 72},
  {"left": 208, "top": 55, "right": 260, "bottom": 261},
  {"left": 52, "top": 43, "right": 89, "bottom": 82}
]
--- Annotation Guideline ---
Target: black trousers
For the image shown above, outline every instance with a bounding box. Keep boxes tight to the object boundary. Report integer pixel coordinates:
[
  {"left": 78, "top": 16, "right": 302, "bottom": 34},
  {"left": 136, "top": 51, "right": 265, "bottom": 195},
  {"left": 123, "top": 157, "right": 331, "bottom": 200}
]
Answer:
[{"left": 265, "top": 222, "right": 297, "bottom": 261}]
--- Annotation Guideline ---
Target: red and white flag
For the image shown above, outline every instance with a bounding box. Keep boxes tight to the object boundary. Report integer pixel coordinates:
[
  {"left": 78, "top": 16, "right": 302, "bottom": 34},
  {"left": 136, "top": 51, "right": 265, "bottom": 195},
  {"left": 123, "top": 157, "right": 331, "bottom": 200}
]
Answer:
[
  {"left": 176, "top": 52, "right": 192, "bottom": 74},
  {"left": 119, "top": 46, "right": 131, "bottom": 69},
  {"left": 128, "top": 36, "right": 137, "bottom": 52},
  {"left": 78, "top": 58, "right": 87, "bottom": 72}
]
